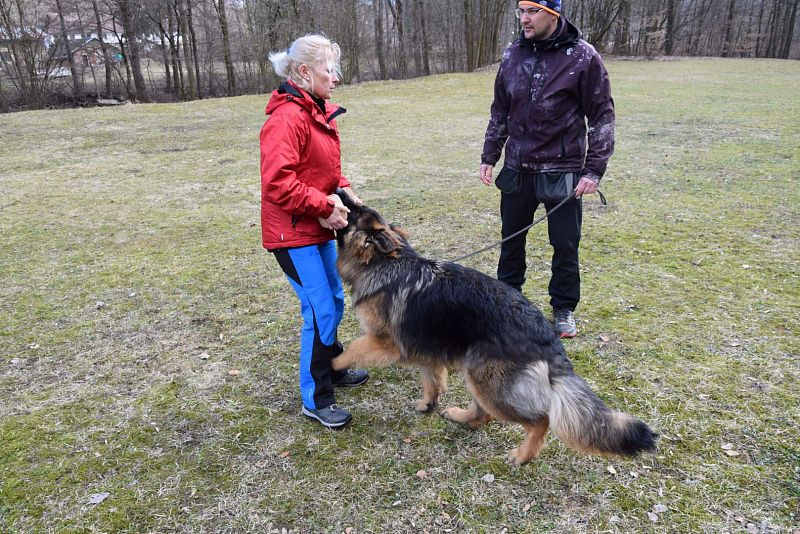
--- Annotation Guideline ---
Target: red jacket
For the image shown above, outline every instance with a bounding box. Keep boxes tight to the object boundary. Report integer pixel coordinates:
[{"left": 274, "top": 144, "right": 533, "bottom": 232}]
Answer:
[{"left": 260, "top": 80, "right": 350, "bottom": 250}]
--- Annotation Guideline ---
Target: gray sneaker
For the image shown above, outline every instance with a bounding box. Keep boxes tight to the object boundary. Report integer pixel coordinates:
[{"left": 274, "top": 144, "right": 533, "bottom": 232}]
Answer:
[
  {"left": 302, "top": 404, "right": 352, "bottom": 429},
  {"left": 333, "top": 368, "right": 369, "bottom": 388},
  {"left": 553, "top": 307, "right": 578, "bottom": 338}
]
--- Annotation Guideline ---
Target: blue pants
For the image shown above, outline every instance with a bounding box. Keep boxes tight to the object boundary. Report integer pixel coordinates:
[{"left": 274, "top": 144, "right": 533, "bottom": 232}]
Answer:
[{"left": 273, "top": 241, "right": 345, "bottom": 410}]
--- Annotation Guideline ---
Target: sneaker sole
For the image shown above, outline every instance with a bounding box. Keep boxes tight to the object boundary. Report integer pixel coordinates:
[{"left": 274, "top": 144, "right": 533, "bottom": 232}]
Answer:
[
  {"left": 301, "top": 406, "right": 352, "bottom": 429},
  {"left": 559, "top": 331, "right": 577, "bottom": 339},
  {"left": 333, "top": 376, "right": 369, "bottom": 388}
]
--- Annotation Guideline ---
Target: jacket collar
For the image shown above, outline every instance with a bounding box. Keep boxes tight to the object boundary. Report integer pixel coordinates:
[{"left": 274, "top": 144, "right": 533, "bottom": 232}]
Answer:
[
  {"left": 272, "top": 80, "right": 347, "bottom": 125},
  {"left": 519, "top": 17, "right": 581, "bottom": 51}
]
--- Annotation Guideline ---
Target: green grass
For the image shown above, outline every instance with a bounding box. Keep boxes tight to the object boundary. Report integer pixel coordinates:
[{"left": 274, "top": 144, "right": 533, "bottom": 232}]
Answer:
[{"left": 1, "top": 58, "right": 799, "bottom": 533}]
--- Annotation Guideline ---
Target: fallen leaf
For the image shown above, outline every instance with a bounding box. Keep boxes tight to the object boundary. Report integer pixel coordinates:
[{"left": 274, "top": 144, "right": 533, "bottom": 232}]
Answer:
[
  {"left": 721, "top": 443, "right": 734, "bottom": 450},
  {"left": 607, "top": 464, "right": 617, "bottom": 475},
  {"left": 522, "top": 503, "right": 531, "bottom": 513},
  {"left": 416, "top": 470, "right": 428, "bottom": 479},
  {"left": 481, "top": 474, "right": 495, "bottom": 483},
  {"left": 199, "top": 352, "right": 211, "bottom": 360},
  {"left": 746, "top": 524, "right": 758, "bottom": 534},
  {"left": 653, "top": 504, "right": 668, "bottom": 513},
  {"left": 279, "top": 451, "right": 290, "bottom": 458},
  {"left": 599, "top": 334, "right": 611, "bottom": 343},
  {"left": 87, "top": 492, "right": 110, "bottom": 505},
  {"left": 403, "top": 438, "right": 412, "bottom": 444},
  {"left": 228, "top": 369, "right": 241, "bottom": 377},
  {"left": 734, "top": 515, "right": 746, "bottom": 523},
  {"left": 724, "top": 449, "right": 741, "bottom": 457},
  {"left": 95, "top": 301, "right": 106, "bottom": 309},
  {"left": 610, "top": 515, "right": 620, "bottom": 523},
  {"left": 647, "top": 512, "right": 659, "bottom": 523},
  {"left": 729, "top": 341, "right": 741, "bottom": 347},
  {"left": 28, "top": 343, "right": 40, "bottom": 349},
  {"left": 629, "top": 471, "right": 639, "bottom": 478}
]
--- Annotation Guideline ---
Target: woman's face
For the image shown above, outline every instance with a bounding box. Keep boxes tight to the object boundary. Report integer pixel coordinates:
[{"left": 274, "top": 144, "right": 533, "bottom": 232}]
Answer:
[{"left": 307, "top": 61, "right": 339, "bottom": 100}]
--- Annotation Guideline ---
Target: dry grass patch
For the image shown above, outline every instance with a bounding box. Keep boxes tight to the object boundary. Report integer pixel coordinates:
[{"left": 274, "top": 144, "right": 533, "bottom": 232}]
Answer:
[{"left": 1, "top": 58, "right": 799, "bottom": 532}]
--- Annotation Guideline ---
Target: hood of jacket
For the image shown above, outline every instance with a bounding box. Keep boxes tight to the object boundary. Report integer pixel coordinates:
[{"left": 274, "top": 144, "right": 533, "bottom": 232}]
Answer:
[{"left": 519, "top": 16, "right": 581, "bottom": 51}]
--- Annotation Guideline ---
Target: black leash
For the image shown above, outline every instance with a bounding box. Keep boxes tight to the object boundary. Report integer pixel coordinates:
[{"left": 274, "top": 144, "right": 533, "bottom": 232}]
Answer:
[{"left": 449, "top": 190, "right": 607, "bottom": 264}]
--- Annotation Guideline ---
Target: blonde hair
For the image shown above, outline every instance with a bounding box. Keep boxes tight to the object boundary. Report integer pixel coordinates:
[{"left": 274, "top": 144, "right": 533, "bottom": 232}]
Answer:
[{"left": 269, "top": 34, "right": 342, "bottom": 93}]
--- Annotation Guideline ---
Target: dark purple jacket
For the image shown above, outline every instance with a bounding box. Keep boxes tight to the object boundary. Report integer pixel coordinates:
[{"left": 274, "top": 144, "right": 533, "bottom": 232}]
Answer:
[{"left": 481, "top": 18, "right": 615, "bottom": 182}]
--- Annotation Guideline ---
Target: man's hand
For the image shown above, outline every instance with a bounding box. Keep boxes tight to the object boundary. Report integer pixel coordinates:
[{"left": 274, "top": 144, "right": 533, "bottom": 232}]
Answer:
[
  {"left": 479, "top": 164, "right": 494, "bottom": 186},
  {"left": 574, "top": 175, "right": 599, "bottom": 198},
  {"left": 319, "top": 194, "right": 350, "bottom": 230}
]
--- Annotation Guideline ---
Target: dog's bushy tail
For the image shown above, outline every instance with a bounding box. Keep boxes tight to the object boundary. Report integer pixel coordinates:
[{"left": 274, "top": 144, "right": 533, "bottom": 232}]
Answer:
[{"left": 548, "top": 373, "right": 658, "bottom": 457}]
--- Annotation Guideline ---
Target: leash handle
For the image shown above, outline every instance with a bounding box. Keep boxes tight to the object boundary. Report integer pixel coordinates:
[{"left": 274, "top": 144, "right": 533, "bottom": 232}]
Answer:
[{"left": 449, "top": 190, "right": 606, "bottom": 264}]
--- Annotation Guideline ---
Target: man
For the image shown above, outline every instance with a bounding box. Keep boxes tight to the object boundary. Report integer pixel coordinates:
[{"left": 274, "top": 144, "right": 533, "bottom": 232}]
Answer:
[{"left": 479, "top": 0, "right": 615, "bottom": 338}]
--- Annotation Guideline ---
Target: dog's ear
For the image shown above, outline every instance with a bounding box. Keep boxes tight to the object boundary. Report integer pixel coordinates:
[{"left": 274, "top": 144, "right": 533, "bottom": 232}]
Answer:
[
  {"left": 389, "top": 223, "right": 409, "bottom": 240},
  {"left": 336, "top": 187, "right": 359, "bottom": 212},
  {"left": 368, "top": 229, "right": 397, "bottom": 255}
]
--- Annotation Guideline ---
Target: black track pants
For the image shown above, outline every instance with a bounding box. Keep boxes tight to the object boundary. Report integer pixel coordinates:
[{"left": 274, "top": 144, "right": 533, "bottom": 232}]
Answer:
[{"left": 496, "top": 170, "right": 583, "bottom": 311}]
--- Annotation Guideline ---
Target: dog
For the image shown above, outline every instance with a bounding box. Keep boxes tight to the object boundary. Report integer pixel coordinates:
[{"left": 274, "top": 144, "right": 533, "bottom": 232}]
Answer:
[{"left": 331, "top": 189, "right": 657, "bottom": 465}]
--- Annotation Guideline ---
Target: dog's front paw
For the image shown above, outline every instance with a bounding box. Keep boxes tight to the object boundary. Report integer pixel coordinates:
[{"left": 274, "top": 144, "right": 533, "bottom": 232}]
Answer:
[
  {"left": 439, "top": 406, "right": 462, "bottom": 422},
  {"left": 507, "top": 448, "right": 526, "bottom": 466},
  {"left": 414, "top": 399, "right": 436, "bottom": 413},
  {"left": 331, "top": 356, "right": 346, "bottom": 371}
]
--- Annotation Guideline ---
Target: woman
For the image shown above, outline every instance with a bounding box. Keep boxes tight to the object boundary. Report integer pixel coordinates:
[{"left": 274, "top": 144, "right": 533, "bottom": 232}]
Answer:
[{"left": 260, "top": 35, "right": 367, "bottom": 429}]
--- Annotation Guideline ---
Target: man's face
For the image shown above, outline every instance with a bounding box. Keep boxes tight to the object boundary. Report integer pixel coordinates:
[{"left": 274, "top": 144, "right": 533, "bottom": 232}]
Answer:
[{"left": 518, "top": 6, "right": 557, "bottom": 40}]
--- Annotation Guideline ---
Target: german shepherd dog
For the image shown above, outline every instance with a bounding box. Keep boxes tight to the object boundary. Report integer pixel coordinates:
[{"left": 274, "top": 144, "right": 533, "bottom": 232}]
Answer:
[{"left": 331, "top": 190, "right": 657, "bottom": 465}]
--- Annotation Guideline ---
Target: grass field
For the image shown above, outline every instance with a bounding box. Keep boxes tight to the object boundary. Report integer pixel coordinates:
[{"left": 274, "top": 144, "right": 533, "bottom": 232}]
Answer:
[{"left": 1, "top": 58, "right": 798, "bottom": 533}]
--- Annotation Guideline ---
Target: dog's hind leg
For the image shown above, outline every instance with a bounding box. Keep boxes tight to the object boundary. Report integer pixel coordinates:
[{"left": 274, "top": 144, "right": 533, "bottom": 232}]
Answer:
[
  {"left": 507, "top": 417, "right": 550, "bottom": 466},
  {"left": 415, "top": 365, "right": 448, "bottom": 413},
  {"left": 331, "top": 334, "right": 401, "bottom": 370},
  {"left": 440, "top": 398, "right": 493, "bottom": 428}
]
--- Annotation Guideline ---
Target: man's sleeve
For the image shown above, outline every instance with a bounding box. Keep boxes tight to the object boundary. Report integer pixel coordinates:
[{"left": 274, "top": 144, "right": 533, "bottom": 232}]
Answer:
[
  {"left": 580, "top": 52, "right": 615, "bottom": 183},
  {"left": 481, "top": 60, "right": 511, "bottom": 166}
]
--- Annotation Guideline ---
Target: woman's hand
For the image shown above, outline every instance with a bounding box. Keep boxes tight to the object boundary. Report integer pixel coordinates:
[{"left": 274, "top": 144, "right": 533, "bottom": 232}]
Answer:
[
  {"left": 340, "top": 186, "right": 363, "bottom": 206},
  {"left": 319, "top": 194, "right": 350, "bottom": 230}
]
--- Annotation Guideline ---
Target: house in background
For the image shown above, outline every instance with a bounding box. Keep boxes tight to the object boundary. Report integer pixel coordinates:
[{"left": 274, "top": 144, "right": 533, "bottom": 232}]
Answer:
[{"left": 49, "top": 36, "right": 120, "bottom": 70}]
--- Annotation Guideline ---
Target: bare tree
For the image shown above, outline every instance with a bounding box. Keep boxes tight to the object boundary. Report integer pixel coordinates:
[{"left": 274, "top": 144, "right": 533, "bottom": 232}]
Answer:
[
  {"left": 211, "top": 0, "right": 235, "bottom": 96},
  {"left": 373, "top": 0, "right": 388, "bottom": 79},
  {"left": 114, "top": 0, "right": 149, "bottom": 101},
  {"left": 54, "top": 0, "right": 83, "bottom": 97}
]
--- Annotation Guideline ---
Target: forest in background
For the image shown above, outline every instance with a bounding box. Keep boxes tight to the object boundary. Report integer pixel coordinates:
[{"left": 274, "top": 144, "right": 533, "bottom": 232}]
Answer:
[{"left": 1, "top": 0, "right": 798, "bottom": 112}]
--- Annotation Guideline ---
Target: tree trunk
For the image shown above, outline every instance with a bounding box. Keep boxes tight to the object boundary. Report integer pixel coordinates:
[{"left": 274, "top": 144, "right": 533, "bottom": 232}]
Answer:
[
  {"left": 374, "top": 0, "right": 388, "bottom": 79},
  {"left": 117, "top": 0, "right": 149, "bottom": 102},
  {"left": 721, "top": 0, "right": 737, "bottom": 57},
  {"left": 664, "top": 0, "right": 677, "bottom": 55},
  {"left": 167, "top": 4, "right": 184, "bottom": 98},
  {"left": 55, "top": 0, "right": 83, "bottom": 98},
  {"left": 464, "top": 0, "right": 475, "bottom": 71},
  {"left": 91, "top": 0, "right": 113, "bottom": 96},
  {"left": 614, "top": 0, "right": 631, "bottom": 54},
  {"left": 387, "top": 0, "right": 407, "bottom": 78},
  {"left": 186, "top": 0, "right": 201, "bottom": 98},
  {"left": 416, "top": 0, "right": 430, "bottom": 75},
  {"left": 213, "top": 0, "right": 236, "bottom": 96},
  {"left": 755, "top": 0, "right": 766, "bottom": 56},
  {"left": 176, "top": 1, "right": 197, "bottom": 100}
]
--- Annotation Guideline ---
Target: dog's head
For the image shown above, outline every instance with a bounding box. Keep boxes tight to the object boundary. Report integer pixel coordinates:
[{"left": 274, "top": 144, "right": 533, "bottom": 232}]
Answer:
[{"left": 335, "top": 188, "right": 409, "bottom": 265}]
